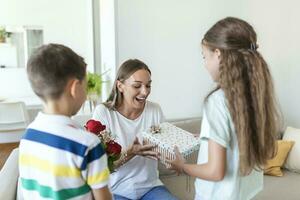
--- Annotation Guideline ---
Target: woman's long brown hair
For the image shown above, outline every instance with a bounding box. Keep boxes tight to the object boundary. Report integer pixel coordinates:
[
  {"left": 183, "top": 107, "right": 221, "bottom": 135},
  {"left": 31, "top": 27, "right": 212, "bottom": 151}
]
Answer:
[
  {"left": 103, "top": 59, "right": 151, "bottom": 110},
  {"left": 203, "top": 17, "right": 281, "bottom": 175}
]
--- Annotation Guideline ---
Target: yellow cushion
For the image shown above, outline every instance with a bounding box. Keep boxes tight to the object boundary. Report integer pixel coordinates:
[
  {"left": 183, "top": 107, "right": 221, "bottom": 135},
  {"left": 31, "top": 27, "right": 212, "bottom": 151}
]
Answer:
[
  {"left": 283, "top": 127, "right": 300, "bottom": 173},
  {"left": 264, "top": 140, "right": 294, "bottom": 176}
]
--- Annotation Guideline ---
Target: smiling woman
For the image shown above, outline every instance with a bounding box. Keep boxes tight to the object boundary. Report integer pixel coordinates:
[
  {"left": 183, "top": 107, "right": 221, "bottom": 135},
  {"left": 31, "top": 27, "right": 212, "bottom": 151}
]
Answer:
[{"left": 92, "top": 59, "right": 178, "bottom": 200}]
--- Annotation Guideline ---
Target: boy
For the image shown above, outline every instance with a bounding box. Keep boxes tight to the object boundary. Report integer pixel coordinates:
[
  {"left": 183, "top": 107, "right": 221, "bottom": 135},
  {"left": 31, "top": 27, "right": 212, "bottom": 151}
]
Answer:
[{"left": 19, "top": 44, "right": 112, "bottom": 200}]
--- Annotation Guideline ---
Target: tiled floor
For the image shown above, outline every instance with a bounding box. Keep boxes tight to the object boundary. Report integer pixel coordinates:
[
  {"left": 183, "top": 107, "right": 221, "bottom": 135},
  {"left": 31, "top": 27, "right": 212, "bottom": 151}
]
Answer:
[{"left": 0, "top": 142, "right": 19, "bottom": 170}]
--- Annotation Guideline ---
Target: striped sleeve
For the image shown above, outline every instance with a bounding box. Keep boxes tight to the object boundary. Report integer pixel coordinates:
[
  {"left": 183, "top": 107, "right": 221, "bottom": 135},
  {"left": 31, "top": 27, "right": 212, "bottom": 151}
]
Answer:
[{"left": 81, "top": 142, "right": 109, "bottom": 189}]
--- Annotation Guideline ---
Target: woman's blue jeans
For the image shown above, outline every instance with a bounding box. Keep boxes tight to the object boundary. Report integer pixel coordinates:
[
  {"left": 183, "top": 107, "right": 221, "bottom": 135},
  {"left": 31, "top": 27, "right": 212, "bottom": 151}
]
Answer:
[{"left": 113, "top": 185, "right": 178, "bottom": 200}]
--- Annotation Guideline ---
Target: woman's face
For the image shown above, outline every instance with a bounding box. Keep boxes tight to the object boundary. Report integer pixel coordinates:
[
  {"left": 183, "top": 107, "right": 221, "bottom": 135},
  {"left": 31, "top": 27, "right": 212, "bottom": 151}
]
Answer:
[
  {"left": 117, "top": 69, "right": 151, "bottom": 111},
  {"left": 201, "top": 44, "right": 221, "bottom": 82}
]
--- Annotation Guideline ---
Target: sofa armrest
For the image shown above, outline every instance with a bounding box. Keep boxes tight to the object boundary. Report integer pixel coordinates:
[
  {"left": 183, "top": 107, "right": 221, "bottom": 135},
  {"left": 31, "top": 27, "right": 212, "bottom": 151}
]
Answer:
[
  {"left": 168, "top": 117, "right": 201, "bottom": 134},
  {"left": 0, "top": 148, "right": 19, "bottom": 200}
]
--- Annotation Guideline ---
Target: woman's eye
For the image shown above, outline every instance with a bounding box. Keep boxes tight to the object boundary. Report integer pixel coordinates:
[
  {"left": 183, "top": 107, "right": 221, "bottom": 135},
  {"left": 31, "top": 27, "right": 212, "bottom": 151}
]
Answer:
[
  {"left": 133, "top": 85, "right": 141, "bottom": 88},
  {"left": 146, "top": 85, "right": 151, "bottom": 88}
]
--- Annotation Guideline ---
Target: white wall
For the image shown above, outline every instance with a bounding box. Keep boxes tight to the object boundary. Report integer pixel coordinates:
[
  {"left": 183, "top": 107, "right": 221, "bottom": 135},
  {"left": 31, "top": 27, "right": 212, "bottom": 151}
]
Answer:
[
  {"left": 100, "top": 0, "right": 117, "bottom": 101},
  {"left": 116, "top": 0, "right": 245, "bottom": 119},
  {"left": 1, "top": 0, "right": 299, "bottom": 127},
  {"left": 242, "top": 0, "right": 300, "bottom": 127},
  {"left": 116, "top": 0, "right": 300, "bottom": 127},
  {"left": 0, "top": 0, "right": 94, "bottom": 98},
  {"left": 0, "top": 68, "right": 34, "bottom": 97},
  {"left": 0, "top": 0, "right": 94, "bottom": 70}
]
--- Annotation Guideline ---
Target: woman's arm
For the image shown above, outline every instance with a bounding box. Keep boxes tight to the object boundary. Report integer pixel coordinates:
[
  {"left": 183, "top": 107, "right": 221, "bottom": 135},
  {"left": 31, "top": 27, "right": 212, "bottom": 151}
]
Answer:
[{"left": 167, "top": 139, "right": 226, "bottom": 181}]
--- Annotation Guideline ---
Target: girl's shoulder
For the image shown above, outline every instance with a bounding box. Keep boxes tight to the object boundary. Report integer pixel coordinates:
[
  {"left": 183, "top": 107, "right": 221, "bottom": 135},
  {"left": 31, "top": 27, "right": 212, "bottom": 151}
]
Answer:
[
  {"left": 205, "top": 89, "right": 230, "bottom": 116},
  {"left": 207, "top": 89, "right": 226, "bottom": 105}
]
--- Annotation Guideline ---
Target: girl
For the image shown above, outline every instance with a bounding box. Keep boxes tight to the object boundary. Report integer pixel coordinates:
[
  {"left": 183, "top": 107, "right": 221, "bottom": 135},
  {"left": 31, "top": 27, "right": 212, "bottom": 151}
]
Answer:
[{"left": 167, "top": 17, "right": 281, "bottom": 200}]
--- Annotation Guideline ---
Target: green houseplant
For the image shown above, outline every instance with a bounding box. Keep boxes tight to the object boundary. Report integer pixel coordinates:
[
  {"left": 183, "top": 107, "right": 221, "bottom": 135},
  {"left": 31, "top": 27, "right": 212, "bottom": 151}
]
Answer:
[
  {"left": 87, "top": 72, "right": 103, "bottom": 100},
  {"left": 0, "top": 27, "right": 6, "bottom": 43},
  {"left": 86, "top": 71, "right": 111, "bottom": 112},
  {"left": 0, "top": 27, "right": 12, "bottom": 43},
  {"left": 86, "top": 72, "right": 103, "bottom": 112},
  {"left": 83, "top": 70, "right": 110, "bottom": 112}
]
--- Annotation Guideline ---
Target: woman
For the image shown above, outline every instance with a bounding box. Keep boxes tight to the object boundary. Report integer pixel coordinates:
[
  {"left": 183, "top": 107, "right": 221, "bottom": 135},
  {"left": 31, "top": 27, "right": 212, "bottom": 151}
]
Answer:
[{"left": 93, "top": 59, "right": 177, "bottom": 200}]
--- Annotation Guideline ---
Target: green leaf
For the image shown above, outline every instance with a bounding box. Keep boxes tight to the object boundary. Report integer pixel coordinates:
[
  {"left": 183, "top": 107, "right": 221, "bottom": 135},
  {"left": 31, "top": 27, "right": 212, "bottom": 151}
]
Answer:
[{"left": 87, "top": 72, "right": 103, "bottom": 96}]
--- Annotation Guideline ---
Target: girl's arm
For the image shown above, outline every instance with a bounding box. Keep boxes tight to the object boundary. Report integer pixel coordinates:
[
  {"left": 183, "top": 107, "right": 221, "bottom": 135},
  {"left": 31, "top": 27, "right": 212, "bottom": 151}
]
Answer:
[{"left": 167, "top": 139, "right": 226, "bottom": 181}]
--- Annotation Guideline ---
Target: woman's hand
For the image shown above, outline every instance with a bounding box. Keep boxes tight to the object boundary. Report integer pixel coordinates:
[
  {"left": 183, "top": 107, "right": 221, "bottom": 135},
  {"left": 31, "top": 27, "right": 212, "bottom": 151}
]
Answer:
[
  {"left": 166, "top": 146, "right": 186, "bottom": 175},
  {"left": 128, "top": 137, "right": 159, "bottom": 160},
  {"left": 114, "top": 137, "right": 159, "bottom": 169}
]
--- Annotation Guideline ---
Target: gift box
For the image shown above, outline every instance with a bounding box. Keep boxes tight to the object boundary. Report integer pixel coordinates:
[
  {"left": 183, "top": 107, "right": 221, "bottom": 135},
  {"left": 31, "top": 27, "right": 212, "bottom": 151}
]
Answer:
[{"left": 142, "top": 122, "right": 200, "bottom": 167}]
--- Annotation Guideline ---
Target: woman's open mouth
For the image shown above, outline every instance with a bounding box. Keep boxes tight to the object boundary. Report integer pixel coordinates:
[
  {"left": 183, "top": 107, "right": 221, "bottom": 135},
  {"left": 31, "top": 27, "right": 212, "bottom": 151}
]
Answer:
[{"left": 135, "top": 96, "right": 146, "bottom": 103}]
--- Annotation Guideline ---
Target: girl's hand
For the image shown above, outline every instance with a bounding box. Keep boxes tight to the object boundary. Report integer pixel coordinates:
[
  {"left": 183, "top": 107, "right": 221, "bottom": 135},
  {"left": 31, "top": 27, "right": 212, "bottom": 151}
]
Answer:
[
  {"left": 192, "top": 133, "right": 200, "bottom": 138},
  {"left": 166, "top": 146, "right": 186, "bottom": 175},
  {"left": 128, "top": 137, "right": 159, "bottom": 160}
]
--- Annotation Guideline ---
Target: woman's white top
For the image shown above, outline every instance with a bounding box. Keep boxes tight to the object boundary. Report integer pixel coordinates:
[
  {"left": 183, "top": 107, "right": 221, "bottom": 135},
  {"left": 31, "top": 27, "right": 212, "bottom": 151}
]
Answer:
[
  {"left": 195, "top": 89, "right": 263, "bottom": 200},
  {"left": 93, "top": 101, "right": 164, "bottom": 199}
]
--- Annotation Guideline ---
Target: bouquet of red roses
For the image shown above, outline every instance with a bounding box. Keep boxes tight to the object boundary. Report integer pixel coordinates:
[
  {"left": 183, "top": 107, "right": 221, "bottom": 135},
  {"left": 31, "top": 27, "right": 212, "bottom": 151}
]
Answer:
[{"left": 85, "top": 119, "right": 122, "bottom": 173}]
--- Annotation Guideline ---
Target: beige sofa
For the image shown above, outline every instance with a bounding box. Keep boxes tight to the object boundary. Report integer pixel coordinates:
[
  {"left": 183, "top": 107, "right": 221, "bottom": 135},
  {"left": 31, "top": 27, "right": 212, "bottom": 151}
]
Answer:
[
  {"left": 160, "top": 118, "right": 300, "bottom": 200},
  {"left": 1, "top": 118, "right": 300, "bottom": 200}
]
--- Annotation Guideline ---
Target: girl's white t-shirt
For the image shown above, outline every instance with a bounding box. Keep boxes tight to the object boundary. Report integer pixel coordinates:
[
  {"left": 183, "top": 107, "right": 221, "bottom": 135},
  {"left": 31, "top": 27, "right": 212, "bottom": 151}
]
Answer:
[
  {"left": 195, "top": 89, "right": 263, "bottom": 200},
  {"left": 92, "top": 101, "right": 164, "bottom": 199}
]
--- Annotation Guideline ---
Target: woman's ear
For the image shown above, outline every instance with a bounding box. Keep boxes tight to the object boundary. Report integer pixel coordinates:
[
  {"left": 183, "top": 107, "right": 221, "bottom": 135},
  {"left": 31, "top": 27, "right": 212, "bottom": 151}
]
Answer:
[
  {"left": 116, "top": 80, "right": 124, "bottom": 93},
  {"left": 214, "top": 49, "right": 221, "bottom": 58}
]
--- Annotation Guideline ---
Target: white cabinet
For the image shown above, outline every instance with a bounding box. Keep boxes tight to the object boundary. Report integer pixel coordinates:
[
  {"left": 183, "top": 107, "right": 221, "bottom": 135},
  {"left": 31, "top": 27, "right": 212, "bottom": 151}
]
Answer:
[
  {"left": 0, "top": 43, "right": 18, "bottom": 68},
  {"left": 0, "top": 26, "right": 43, "bottom": 68}
]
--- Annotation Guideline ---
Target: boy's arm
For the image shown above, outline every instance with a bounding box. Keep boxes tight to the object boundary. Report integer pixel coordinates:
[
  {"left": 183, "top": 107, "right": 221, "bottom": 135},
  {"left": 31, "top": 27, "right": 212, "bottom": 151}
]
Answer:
[
  {"left": 92, "top": 186, "right": 112, "bottom": 200},
  {"left": 167, "top": 139, "right": 226, "bottom": 181},
  {"left": 83, "top": 142, "right": 112, "bottom": 199}
]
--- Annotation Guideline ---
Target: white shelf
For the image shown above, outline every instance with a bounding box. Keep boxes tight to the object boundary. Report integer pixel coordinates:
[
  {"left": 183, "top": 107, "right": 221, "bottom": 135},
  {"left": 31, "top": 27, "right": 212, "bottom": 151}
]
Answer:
[
  {"left": 0, "top": 26, "right": 43, "bottom": 68},
  {"left": 0, "top": 43, "right": 14, "bottom": 47}
]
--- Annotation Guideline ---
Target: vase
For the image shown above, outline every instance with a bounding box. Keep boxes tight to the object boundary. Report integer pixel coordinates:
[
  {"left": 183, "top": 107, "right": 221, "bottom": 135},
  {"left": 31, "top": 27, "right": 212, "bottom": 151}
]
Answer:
[{"left": 87, "top": 93, "right": 101, "bottom": 112}]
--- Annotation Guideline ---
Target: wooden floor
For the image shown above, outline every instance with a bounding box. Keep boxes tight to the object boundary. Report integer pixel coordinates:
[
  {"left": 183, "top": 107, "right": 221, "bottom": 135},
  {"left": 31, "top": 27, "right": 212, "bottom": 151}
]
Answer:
[{"left": 0, "top": 142, "right": 19, "bottom": 170}]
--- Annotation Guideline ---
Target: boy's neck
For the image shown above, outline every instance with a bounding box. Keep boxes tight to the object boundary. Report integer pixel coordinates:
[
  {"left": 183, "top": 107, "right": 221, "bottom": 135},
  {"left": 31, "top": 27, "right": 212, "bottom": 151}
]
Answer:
[{"left": 43, "top": 98, "right": 74, "bottom": 117}]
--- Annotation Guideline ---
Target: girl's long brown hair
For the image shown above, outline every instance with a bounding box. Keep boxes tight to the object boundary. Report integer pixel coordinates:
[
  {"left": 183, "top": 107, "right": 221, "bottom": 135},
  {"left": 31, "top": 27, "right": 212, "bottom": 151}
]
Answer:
[{"left": 203, "top": 17, "right": 281, "bottom": 175}]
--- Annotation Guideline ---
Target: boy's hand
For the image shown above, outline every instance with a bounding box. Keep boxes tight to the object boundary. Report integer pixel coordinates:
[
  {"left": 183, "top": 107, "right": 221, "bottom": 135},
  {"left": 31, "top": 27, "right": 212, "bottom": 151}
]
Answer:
[{"left": 166, "top": 146, "right": 185, "bottom": 175}]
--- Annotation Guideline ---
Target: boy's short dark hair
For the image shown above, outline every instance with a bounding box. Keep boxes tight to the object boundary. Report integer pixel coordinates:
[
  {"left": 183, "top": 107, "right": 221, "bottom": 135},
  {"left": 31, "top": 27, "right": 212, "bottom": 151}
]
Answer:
[{"left": 27, "top": 43, "right": 86, "bottom": 101}]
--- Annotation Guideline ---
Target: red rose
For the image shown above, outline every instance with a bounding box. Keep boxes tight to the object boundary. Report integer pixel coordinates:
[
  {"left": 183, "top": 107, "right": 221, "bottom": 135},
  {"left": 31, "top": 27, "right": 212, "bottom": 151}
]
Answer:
[
  {"left": 106, "top": 140, "right": 122, "bottom": 155},
  {"left": 85, "top": 119, "right": 106, "bottom": 134}
]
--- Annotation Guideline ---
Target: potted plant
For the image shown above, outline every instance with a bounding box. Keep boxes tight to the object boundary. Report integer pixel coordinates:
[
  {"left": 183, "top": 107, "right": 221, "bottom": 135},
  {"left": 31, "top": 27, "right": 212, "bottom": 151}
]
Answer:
[
  {"left": 83, "top": 70, "right": 110, "bottom": 112},
  {"left": 0, "top": 27, "right": 12, "bottom": 43},
  {"left": 87, "top": 72, "right": 103, "bottom": 101},
  {"left": 0, "top": 27, "right": 6, "bottom": 43}
]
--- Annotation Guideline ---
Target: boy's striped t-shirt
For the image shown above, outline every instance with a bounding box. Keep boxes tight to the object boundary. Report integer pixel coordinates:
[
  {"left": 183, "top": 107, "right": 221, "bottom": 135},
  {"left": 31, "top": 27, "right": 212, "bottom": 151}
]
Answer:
[{"left": 19, "top": 112, "right": 109, "bottom": 200}]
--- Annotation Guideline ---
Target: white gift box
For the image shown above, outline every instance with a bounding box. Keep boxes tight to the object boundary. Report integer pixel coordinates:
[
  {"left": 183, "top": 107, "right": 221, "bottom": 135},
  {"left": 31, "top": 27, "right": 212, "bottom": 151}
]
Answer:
[{"left": 142, "top": 122, "right": 200, "bottom": 166}]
